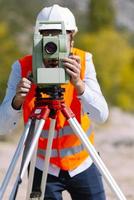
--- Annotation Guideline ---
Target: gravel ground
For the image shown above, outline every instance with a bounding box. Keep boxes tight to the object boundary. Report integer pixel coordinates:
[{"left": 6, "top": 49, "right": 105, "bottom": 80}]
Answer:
[{"left": 0, "top": 108, "right": 134, "bottom": 200}]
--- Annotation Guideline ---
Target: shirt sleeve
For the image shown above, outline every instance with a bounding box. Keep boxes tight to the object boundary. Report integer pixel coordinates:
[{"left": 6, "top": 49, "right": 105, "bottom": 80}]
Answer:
[
  {"left": 78, "top": 52, "right": 109, "bottom": 123},
  {"left": 0, "top": 61, "right": 22, "bottom": 135}
]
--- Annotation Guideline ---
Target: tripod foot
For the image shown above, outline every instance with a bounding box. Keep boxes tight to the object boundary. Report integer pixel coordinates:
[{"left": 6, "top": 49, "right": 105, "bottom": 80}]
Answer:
[{"left": 30, "top": 191, "right": 42, "bottom": 198}]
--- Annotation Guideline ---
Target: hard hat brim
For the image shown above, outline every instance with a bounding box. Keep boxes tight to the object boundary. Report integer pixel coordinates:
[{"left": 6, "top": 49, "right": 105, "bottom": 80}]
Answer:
[{"left": 39, "top": 24, "right": 62, "bottom": 30}]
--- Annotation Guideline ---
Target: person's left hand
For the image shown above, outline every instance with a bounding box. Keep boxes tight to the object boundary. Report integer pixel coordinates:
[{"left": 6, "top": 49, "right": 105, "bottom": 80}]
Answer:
[
  {"left": 63, "top": 55, "right": 85, "bottom": 95},
  {"left": 63, "top": 55, "right": 81, "bottom": 86}
]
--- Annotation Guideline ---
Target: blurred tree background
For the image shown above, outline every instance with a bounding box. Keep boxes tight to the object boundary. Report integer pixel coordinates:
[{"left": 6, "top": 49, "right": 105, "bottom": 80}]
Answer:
[{"left": 0, "top": 0, "right": 134, "bottom": 112}]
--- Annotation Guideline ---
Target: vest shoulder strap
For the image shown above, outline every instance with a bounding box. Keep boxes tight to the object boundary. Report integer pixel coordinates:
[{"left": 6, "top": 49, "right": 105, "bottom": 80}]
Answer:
[
  {"left": 72, "top": 48, "right": 87, "bottom": 80},
  {"left": 19, "top": 55, "right": 32, "bottom": 77}
]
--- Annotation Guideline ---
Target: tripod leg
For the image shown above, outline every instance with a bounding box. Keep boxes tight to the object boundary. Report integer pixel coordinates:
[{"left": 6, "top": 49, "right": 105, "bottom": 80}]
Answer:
[
  {"left": 0, "top": 119, "right": 32, "bottom": 200},
  {"left": 61, "top": 101, "right": 126, "bottom": 200},
  {"left": 21, "top": 118, "right": 48, "bottom": 179},
  {"left": 26, "top": 141, "right": 38, "bottom": 199},
  {"left": 9, "top": 118, "right": 47, "bottom": 200},
  {"left": 20, "top": 119, "right": 36, "bottom": 170},
  {"left": 68, "top": 117, "right": 126, "bottom": 200},
  {"left": 25, "top": 119, "right": 40, "bottom": 199},
  {"left": 9, "top": 105, "right": 50, "bottom": 200},
  {"left": 40, "top": 118, "right": 56, "bottom": 200}
]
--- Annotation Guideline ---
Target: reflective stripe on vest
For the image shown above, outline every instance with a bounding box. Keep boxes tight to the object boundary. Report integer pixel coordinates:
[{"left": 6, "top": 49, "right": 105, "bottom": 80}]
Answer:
[
  {"left": 40, "top": 125, "right": 92, "bottom": 139},
  {"left": 37, "top": 126, "right": 93, "bottom": 158}
]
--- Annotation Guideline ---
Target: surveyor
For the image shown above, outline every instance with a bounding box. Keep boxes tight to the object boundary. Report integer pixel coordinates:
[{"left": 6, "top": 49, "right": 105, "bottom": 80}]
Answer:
[{"left": 0, "top": 4, "right": 109, "bottom": 200}]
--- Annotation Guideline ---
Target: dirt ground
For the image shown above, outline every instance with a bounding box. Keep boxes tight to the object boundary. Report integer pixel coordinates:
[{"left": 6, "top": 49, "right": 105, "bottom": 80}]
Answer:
[{"left": 0, "top": 107, "right": 134, "bottom": 200}]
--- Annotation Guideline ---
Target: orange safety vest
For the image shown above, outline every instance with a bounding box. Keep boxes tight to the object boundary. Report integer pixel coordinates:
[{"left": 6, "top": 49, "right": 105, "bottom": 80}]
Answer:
[{"left": 19, "top": 48, "right": 94, "bottom": 170}]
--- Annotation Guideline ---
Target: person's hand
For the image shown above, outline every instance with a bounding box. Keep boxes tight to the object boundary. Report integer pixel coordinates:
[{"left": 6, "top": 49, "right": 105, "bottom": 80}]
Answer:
[
  {"left": 12, "top": 78, "right": 32, "bottom": 110},
  {"left": 63, "top": 55, "right": 85, "bottom": 95}
]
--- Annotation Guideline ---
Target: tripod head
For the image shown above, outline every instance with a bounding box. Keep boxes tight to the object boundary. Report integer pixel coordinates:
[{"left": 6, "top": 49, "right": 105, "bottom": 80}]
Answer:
[
  {"left": 34, "top": 86, "right": 65, "bottom": 117},
  {"left": 35, "top": 85, "right": 65, "bottom": 101}
]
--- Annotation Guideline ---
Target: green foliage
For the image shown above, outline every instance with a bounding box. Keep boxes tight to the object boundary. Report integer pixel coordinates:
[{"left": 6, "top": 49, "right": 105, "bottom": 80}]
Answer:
[
  {"left": 88, "top": 0, "right": 115, "bottom": 31},
  {"left": 0, "top": 0, "right": 44, "bottom": 57},
  {"left": 0, "top": 22, "right": 21, "bottom": 101},
  {"left": 75, "top": 28, "right": 134, "bottom": 112},
  {"left": 0, "top": 0, "right": 45, "bottom": 32}
]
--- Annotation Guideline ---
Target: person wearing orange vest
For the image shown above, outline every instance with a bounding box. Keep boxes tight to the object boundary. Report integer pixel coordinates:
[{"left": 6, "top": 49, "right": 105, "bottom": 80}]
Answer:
[{"left": 0, "top": 4, "right": 109, "bottom": 200}]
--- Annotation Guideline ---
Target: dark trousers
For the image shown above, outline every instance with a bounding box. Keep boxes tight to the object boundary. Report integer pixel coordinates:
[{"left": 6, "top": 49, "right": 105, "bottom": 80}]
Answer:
[{"left": 32, "top": 163, "right": 106, "bottom": 200}]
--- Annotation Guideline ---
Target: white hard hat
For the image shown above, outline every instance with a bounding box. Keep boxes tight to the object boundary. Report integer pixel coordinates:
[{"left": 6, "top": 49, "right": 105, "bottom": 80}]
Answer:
[{"left": 36, "top": 4, "right": 78, "bottom": 33}]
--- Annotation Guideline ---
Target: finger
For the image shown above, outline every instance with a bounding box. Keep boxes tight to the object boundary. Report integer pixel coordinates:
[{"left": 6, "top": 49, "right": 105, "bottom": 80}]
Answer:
[
  {"left": 18, "top": 87, "right": 30, "bottom": 93},
  {"left": 18, "top": 79, "right": 31, "bottom": 89},
  {"left": 69, "top": 55, "right": 81, "bottom": 64},
  {"left": 66, "top": 68, "right": 78, "bottom": 79},
  {"left": 64, "top": 62, "right": 80, "bottom": 74},
  {"left": 16, "top": 81, "right": 31, "bottom": 96},
  {"left": 22, "top": 77, "right": 32, "bottom": 83},
  {"left": 65, "top": 57, "right": 81, "bottom": 71},
  {"left": 22, "top": 82, "right": 31, "bottom": 89},
  {"left": 65, "top": 58, "right": 81, "bottom": 70}
]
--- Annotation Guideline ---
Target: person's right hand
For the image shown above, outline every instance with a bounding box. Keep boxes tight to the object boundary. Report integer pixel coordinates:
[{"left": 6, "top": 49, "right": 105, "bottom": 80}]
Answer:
[{"left": 12, "top": 77, "right": 32, "bottom": 110}]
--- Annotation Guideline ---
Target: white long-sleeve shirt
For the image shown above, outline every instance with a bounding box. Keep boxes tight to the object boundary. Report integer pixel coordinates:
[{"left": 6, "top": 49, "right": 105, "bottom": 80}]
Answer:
[{"left": 0, "top": 52, "right": 109, "bottom": 176}]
